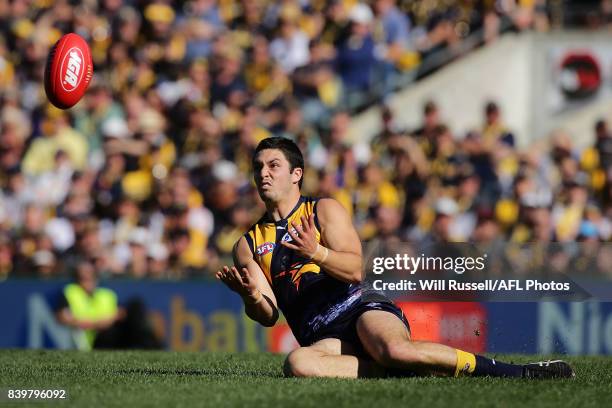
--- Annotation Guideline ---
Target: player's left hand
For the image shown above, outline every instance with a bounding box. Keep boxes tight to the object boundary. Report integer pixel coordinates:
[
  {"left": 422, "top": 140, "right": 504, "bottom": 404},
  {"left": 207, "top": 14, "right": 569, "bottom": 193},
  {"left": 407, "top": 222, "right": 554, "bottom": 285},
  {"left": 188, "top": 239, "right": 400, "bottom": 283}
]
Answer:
[{"left": 280, "top": 214, "right": 319, "bottom": 259}]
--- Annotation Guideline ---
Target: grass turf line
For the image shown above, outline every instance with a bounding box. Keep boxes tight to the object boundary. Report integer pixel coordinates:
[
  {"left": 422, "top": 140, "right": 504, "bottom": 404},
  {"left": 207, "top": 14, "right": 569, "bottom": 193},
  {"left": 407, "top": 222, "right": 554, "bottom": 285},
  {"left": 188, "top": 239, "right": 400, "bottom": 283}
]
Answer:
[{"left": 1, "top": 350, "right": 610, "bottom": 408}]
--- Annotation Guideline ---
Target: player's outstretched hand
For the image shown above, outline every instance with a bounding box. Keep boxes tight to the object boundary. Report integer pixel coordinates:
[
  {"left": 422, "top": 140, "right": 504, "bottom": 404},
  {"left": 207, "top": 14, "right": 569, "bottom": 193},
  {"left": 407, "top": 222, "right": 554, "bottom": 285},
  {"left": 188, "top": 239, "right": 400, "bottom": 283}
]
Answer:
[
  {"left": 280, "top": 214, "right": 319, "bottom": 259},
  {"left": 215, "top": 265, "right": 258, "bottom": 298}
]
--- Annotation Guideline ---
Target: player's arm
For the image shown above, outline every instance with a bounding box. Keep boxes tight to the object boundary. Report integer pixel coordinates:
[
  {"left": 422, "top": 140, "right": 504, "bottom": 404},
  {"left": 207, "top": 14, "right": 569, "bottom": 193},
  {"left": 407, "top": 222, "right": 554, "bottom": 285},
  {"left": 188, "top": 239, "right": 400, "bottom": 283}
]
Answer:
[
  {"left": 216, "top": 236, "right": 279, "bottom": 327},
  {"left": 281, "top": 198, "right": 363, "bottom": 284}
]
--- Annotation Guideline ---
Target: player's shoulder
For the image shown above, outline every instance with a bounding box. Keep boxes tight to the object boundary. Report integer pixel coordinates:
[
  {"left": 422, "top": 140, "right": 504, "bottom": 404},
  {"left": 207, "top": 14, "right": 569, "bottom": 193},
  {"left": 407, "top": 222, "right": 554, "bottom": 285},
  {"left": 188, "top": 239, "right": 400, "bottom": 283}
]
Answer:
[
  {"left": 313, "top": 197, "right": 347, "bottom": 218},
  {"left": 307, "top": 197, "right": 351, "bottom": 231},
  {"left": 233, "top": 233, "right": 256, "bottom": 264},
  {"left": 300, "top": 195, "right": 340, "bottom": 210},
  {"left": 236, "top": 214, "right": 268, "bottom": 257}
]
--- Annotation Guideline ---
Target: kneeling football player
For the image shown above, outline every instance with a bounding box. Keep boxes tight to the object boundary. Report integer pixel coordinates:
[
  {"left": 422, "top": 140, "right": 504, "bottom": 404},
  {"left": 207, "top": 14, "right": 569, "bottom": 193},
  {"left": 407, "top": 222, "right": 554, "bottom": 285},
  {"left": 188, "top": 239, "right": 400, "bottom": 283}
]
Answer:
[{"left": 217, "top": 137, "right": 574, "bottom": 379}]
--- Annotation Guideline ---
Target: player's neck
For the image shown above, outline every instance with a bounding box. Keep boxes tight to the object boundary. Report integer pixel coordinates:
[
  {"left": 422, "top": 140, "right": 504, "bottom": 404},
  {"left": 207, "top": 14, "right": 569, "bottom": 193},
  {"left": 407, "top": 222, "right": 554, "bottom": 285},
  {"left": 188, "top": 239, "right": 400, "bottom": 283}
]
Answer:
[{"left": 265, "top": 190, "right": 302, "bottom": 222}]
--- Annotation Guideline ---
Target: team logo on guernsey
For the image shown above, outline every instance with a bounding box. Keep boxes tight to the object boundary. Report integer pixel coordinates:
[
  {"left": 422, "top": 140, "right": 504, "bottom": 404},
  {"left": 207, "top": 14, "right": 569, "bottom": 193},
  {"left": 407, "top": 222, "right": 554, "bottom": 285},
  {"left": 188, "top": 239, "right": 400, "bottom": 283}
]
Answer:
[
  {"left": 256, "top": 242, "right": 275, "bottom": 256},
  {"left": 281, "top": 227, "right": 298, "bottom": 243}
]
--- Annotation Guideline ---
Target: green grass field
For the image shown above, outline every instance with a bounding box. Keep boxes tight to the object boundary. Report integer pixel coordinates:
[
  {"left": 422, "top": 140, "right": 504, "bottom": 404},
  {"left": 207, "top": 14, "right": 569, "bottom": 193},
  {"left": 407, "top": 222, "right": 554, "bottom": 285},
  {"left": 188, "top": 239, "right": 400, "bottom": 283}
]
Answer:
[{"left": 1, "top": 351, "right": 611, "bottom": 408}]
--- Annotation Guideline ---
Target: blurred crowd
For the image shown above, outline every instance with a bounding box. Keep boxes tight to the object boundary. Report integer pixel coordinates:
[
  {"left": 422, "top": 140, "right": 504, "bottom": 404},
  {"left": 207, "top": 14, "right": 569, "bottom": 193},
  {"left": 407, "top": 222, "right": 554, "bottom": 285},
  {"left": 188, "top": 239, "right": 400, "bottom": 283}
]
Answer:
[
  {"left": 1, "top": 0, "right": 606, "bottom": 281},
  {"left": 363, "top": 102, "right": 612, "bottom": 278}
]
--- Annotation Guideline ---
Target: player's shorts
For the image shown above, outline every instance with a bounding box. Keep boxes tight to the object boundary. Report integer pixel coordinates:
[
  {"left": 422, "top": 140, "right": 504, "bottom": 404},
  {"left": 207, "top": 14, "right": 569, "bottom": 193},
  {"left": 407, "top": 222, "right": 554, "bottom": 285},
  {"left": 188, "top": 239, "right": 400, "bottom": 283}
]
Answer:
[{"left": 302, "top": 290, "right": 410, "bottom": 355}]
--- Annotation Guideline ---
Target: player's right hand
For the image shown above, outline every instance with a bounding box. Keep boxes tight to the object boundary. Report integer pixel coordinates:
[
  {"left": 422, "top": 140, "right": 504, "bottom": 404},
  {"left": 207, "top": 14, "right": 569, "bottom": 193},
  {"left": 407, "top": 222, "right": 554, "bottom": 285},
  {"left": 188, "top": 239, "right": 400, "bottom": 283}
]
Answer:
[{"left": 215, "top": 265, "right": 258, "bottom": 299}]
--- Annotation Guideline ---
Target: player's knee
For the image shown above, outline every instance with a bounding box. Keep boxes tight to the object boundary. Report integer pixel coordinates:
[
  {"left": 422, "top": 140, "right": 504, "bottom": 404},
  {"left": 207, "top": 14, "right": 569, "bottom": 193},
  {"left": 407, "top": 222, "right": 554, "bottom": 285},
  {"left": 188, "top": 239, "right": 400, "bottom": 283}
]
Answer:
[{"left": 283, "top": 348, "right": 319, "bottom": 378}]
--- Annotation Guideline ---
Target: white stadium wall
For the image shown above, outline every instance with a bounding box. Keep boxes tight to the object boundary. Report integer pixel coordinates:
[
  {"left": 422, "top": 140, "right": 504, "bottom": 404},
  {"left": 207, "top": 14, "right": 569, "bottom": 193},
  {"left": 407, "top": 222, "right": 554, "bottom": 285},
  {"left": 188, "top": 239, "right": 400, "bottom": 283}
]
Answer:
[{"left": 351, "top": 31, "right": 612, "bottom": 149}]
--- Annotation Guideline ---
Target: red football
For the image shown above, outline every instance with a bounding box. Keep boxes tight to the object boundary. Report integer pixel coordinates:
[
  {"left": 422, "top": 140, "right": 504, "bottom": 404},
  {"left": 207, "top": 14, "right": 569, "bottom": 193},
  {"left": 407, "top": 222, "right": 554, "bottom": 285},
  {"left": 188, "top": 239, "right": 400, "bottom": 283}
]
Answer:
[{"left": 44, "top": 33, "right": 93, "bottom": 109}]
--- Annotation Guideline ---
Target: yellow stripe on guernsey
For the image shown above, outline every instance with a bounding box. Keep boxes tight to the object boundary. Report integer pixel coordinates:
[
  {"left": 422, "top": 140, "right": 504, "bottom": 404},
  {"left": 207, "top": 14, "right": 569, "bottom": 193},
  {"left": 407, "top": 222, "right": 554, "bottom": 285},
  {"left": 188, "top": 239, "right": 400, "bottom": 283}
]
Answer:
[
  {"left": 247, "top": 198, "right": 321, "bottom": 288},
  {"left": 63, "top": 283, "right": 118, "bottom": 350}
]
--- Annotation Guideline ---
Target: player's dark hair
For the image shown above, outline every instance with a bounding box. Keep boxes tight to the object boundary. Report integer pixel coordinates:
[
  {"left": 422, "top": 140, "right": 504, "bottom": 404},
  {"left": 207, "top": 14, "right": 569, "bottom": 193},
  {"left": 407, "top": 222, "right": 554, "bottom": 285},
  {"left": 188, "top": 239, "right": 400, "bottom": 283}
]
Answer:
[{"left": 254, "top": 137, "right": 304, "bottom": 187}]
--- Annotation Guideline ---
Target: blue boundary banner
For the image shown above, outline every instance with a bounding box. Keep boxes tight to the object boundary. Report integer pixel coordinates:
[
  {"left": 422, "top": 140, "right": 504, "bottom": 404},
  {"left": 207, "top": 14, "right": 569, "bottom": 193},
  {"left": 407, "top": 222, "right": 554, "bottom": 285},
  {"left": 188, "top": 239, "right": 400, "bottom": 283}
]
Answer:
[
  {"left": 0, "top": 279, "right": 268, "bottom": 352},
  {"left": 1, "top": 280, "right": 611, "bottom": 354}
]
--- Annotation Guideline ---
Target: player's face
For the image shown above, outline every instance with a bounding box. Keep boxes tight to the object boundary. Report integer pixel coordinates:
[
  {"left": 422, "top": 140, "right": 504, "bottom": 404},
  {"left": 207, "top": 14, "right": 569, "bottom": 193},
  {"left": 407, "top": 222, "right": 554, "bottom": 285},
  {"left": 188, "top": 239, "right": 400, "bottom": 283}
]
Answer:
[{"left": 253, "top": 149, "right": 300, "bottom": 202}]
